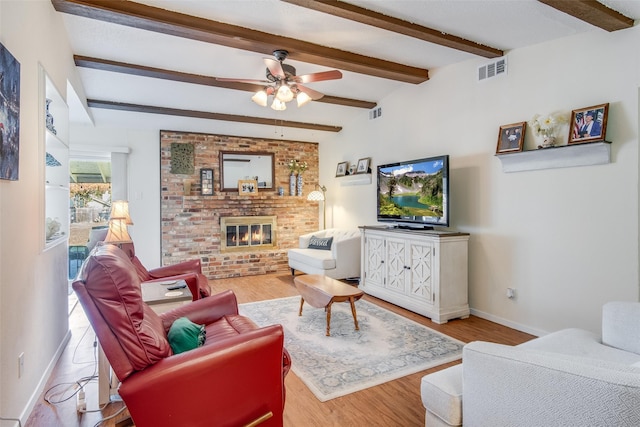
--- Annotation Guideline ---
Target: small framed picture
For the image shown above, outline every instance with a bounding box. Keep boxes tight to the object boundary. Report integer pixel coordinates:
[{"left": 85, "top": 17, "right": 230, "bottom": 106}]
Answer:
[
  {"left": 200, "top": 168, "right": 213, "bottom": 196},
  {"left": 496, "top": 122, "right": 526, "bottom": 154},
  {"left": 356, "top": 157, "right": 371, "bottom": 174},
  {"left": 336, "top": 161, "right": 348, "bottom": 177},
  {"left": 568, "top": 103, "right": 609, "bottom": 144},
  {"left": 238, "top": 179, "right": 259, "bottom": 196}
]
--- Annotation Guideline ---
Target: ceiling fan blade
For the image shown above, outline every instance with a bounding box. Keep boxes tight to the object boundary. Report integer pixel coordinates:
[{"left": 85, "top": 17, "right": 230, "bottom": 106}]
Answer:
[
  {"left": 296, "top": 84, "right": 325, "bottom": 100},
  {"left": 215, "top": 77, "right": 271, "bottom": 84},
  {"left": 264, "top": 58, "right": 285, "bottom": 79},
  {"left": 295, "top": 70, "right": 342, "bottom": 84}
]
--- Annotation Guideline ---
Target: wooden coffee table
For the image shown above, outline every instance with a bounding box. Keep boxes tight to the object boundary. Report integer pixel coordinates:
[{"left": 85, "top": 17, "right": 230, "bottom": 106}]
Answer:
[{"left": 294, "top": 274, "right": 364, "bottom": 336}]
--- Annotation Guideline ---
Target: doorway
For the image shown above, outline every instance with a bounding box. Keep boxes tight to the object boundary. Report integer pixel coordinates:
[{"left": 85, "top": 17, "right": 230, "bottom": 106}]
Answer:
[{"left": 68, "top": 157, "right": 112, "bottom": 279}]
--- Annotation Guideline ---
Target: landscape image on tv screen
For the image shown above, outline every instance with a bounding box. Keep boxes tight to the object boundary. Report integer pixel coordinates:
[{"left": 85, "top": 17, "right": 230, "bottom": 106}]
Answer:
[{"left": 378, "top": 158, "right": 446, "bottom": 222}]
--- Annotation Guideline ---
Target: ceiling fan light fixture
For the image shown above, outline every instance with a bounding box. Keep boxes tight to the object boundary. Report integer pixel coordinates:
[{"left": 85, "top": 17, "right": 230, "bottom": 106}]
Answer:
[
  {"left": 271, "top": 98, "right": 287, "bottom": 111},
  {"left": 251, "top": 90, "right": 268, "bottom": 107},
  {"left": 276, "top": 84, "right": 294, "bottom": 102},
  {"left": 296, "top": 91, "right": 312, "bottom": 107}
]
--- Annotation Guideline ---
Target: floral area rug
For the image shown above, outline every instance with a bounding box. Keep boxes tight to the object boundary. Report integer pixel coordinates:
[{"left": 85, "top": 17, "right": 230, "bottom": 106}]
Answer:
[{"left": 239, "top": 296, "right": 464, "bottom": 402}]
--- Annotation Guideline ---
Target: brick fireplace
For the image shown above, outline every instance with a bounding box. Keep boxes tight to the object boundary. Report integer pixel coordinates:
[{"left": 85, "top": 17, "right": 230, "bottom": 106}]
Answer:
[{"left": 160, "top": 131, "right": 319, "bottom": 279}]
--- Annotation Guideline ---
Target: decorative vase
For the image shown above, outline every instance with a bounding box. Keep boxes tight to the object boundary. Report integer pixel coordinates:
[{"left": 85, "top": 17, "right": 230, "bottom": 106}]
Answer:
[
  {"left": 297, "top": 174, "right": 304, "bottom": 197},
  {"left": 289, "top": 173, "right": 296, "bottom": 196},
  {"left": 45, "top": 98, "right": 57, "bottom": 135},
  {"left": 541, "top": 135, "right": 556, "bottom": 148}
]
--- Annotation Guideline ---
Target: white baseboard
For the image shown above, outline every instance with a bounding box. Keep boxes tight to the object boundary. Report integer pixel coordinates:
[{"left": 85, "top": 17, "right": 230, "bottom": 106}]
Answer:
[
  {"left": 17, "top": 330, "right": 72, "bottom": 426},
  {"left": 470, "top": 308, "right": 548, "bottom": 338}
]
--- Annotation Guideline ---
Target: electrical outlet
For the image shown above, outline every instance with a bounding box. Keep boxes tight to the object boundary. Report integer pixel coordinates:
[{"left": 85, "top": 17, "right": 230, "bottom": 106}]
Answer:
[
  {"left": 506, "top": 288, "right": 516, "bottom": 299},
  {"left": 18, "top": 352, "right": 24, "bottom": 378}
]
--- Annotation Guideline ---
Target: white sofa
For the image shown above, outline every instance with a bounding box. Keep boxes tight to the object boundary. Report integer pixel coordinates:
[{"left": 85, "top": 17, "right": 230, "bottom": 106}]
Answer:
[
  {"left": 287, "top": 228, "right": 361, "bottom": 280},
  {"left": 420, "top": 301, "right": 640, "bottom": 426}
]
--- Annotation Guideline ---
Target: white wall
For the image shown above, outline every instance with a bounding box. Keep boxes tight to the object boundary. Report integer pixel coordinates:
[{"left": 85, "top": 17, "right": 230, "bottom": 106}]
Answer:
[
  {"left": 0, "top": 1, "right": 87, "bottom": 424},
  {"left": 320, "top": 27, "right": 640, "bottom": 336}
]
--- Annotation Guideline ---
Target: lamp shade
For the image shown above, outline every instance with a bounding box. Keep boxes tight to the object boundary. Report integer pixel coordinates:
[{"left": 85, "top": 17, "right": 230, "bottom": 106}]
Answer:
[
  {"left": 296, "top": 91, "right": 312, "bottom": 107},
  {"left": 276, "top": 84, "right": 294, "bottom": 102},
  {"left": 307, "top": 190, "right": 325, "bottom": 201},
  {"left": 104, "top": 218, "right": 133, "bottom": 245},
  {"left": 110, "top": 200, "right": 133, "bottom": 225},
  {"left": 251, "top": 90, "right": 268, "bottom": 107},
  {"left": 271, "top": 98, "right": 287, "bottom": 111}
]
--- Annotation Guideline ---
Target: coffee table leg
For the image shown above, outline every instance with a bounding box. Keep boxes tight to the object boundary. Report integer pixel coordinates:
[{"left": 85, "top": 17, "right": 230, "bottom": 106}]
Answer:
[
  {"left": 350, "top": 297, "right": 360, "bottom": 331},
  {"left": 326, "top": 303, "right": 332, "bottom": 336},
  {"left": 298, "top": 297, "right": 305, "bottom": 316}
]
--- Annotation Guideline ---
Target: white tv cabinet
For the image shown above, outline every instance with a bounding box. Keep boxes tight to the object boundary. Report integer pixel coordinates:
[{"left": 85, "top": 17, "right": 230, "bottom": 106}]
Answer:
[{"left": 359, "top": 226, "right": 470, "bottom": 323}]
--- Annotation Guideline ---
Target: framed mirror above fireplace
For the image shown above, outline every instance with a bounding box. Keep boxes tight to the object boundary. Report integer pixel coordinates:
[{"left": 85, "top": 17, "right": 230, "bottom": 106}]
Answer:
[{"left": 220, "top": 151, "right": 275, "bottom": 192}]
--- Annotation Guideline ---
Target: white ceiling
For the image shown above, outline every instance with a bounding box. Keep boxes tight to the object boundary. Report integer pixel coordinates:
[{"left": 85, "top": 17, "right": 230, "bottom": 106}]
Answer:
[{"left": 58, "top": 0, "right": 640, "bottom": 143}]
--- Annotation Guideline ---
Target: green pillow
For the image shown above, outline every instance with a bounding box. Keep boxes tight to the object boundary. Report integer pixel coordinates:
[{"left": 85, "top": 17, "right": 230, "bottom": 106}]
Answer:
[{"left": 167, "top": 317, "right": 206, "bottom": 354}]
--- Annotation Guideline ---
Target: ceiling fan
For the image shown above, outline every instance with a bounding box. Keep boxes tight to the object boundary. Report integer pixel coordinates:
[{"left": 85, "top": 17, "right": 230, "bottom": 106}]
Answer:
[{"left": 216, "top": 50, "right": 342, "bottom": 110}]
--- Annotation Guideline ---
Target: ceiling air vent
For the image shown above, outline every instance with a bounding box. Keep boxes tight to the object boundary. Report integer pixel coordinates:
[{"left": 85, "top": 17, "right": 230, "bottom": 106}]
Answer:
[{"left": 478, "top": 56, "right": 507, "bottom": 82}]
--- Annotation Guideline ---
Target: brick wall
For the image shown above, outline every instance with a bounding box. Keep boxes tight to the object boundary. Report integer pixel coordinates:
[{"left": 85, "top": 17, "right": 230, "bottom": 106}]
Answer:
[{"left": 160, "top": 131, "right": 319, "bottom": 279}]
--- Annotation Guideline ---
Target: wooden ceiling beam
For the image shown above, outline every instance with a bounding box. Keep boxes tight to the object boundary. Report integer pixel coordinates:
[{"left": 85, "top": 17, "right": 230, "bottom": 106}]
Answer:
[
  {"left": 52, "top": 0, "right": 428, "bottom": 84},
  {"left": 282, "top": 0, "right": 503, "bottom": 58},
  {"left": 74, "top": 56, "right": 377, "bottom": 109},
  {"left": 538, "top": 0, "right": 634, "bottom": 32},
  {"left": 87, "top": 99, "right": 343, "bottom": 133}
]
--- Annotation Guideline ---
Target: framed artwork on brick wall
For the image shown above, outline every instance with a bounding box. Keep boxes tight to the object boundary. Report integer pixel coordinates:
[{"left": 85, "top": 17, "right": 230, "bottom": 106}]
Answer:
[{"left": 200, "top": 168, "right": 213, "bottom": 195}]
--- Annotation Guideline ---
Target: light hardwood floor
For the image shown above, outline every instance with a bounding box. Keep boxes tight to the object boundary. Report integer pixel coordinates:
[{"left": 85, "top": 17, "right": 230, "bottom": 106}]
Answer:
[{"left": 26, "top": 273, "right": 535, "bottom": 427}]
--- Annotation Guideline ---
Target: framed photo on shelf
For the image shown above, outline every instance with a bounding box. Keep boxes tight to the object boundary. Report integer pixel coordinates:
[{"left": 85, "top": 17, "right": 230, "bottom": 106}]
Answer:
[
  {"left": 336, "top": 161, "right": 348, "bottom": 177},
  {"left": 238, "top": 179, "right": 259, "bottom": 196},
  {"left": 568, "top": 103, "right": 609, "bottom": 144},
  {"left": 200, "top": 168, "right": 213, "bottom": 195},
  {"left": 496, "top": 122, "right": 526, "bottom": 154},
  {"left": 356, "top": 157, "right": 371, "bottom": 174}
]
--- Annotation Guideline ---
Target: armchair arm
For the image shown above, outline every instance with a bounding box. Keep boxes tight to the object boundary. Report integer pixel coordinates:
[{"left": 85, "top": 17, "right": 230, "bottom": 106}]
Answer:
[
  {"left": 119, "top": 325, "right": 287, "bottom": 427},
  {"left": 159, "top": 289, "right": 238, "bottom": 331},
  {"left": 602, "top": 301, "right": 640, "bottom": 355},
  {"left": 332, "top": 235, "right": 361, "bottom": 259},
  {"left": 148, "top": 258, "right": 202, "bottom": 277},
  {"left": 145, "top": 272, "right": 208, "bottom": 301},
  {"left": 462, "top": 341, "right": 640, "bottom": 426}
]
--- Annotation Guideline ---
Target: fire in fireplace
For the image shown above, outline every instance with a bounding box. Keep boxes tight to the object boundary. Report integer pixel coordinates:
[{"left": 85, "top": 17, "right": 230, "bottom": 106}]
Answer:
[{"left": 220, "top": 216, "right": 277, "bottom": 252}]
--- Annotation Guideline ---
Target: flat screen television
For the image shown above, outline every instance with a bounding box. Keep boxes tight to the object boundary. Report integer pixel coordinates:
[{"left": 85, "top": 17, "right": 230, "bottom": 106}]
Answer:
[{"left": 377, "top": 154, "right": 449, "bottom": 229}]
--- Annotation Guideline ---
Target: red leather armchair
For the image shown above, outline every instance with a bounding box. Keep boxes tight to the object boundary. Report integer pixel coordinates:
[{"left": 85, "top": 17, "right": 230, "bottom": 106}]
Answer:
[{"left": 73, "top": 244, "right": 290, "bottom": 427}]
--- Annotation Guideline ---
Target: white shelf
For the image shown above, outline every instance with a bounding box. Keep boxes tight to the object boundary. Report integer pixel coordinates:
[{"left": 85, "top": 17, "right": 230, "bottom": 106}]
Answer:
[
  {"left": 497, "top": 142, "right": 611, "bottom": 173},
  {"left": 42, "top": 66, "right": 70, "bottom": 249},
  {"left": 339, "top": 173, "right": 372, "bottom": 186}
]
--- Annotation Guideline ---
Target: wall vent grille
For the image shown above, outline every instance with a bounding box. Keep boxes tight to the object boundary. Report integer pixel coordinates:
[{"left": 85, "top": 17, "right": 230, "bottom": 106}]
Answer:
[
  {"left": 478, "top": 56, "right": 507, "bottom": 82},
  {"left": 369, "top": 106, "right": 382, "bottom": 120}
]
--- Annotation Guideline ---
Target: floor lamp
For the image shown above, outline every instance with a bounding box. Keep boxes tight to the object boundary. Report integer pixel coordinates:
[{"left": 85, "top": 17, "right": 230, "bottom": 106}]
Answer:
[{"left": 307, "top": 185, "right": 327, "bottom": 229}]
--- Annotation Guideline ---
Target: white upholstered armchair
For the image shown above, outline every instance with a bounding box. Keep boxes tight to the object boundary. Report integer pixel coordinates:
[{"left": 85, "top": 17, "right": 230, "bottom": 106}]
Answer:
[
  {"left": 287, "top": 228, "right": 361, "bottom": 280},
  {"left": 421, "top": 301, "right": 640, "bottom": 426}
]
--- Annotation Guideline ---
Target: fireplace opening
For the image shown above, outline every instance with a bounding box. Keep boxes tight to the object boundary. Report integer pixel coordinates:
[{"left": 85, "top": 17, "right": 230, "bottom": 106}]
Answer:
[{"left": 221, "top": 216, "right": 276, "bottom": 252}]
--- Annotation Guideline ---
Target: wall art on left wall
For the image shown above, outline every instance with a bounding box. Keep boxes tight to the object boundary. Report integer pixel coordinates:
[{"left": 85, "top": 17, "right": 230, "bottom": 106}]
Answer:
[{"left": 0, "top": 42, "right": 21, "bottom": 181}]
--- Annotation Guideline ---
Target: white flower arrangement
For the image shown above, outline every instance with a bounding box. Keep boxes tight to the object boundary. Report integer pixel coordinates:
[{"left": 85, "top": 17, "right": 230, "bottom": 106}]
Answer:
[{"left": 529, "top": 112, "right": 569, "bottom": 138}]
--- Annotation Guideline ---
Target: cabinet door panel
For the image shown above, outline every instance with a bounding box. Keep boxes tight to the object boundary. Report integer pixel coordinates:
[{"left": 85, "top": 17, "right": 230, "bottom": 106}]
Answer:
[
  {"left": 408, "top": 241, "right": 433, "bottom": 302},
  {"left": 364, "top": 235, "right": 385, "bottom": 286},
  {"left": 385, "top": 238, "right": 406, "bottom": 292}
]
